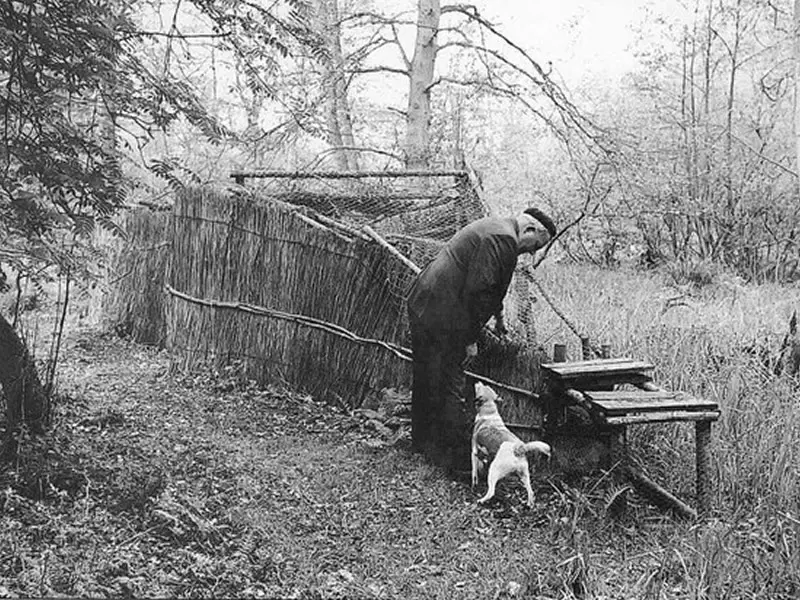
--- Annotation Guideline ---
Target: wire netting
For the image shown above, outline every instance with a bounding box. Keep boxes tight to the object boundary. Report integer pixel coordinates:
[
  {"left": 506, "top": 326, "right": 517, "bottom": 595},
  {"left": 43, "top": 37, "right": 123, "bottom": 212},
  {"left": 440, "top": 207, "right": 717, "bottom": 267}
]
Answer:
[{"left": 242, "top": 170, "right": 484, "bottom": 307}]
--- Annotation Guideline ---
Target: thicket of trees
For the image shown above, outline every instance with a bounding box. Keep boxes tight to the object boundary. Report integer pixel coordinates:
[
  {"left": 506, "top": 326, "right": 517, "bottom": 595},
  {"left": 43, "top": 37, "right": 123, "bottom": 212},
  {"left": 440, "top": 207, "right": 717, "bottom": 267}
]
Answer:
[
  {"left": 2, "top": 0, "right": 800, "bottom": 443},
  {"left": 615, "top": 0, "right": 800, "bottom": 281}
]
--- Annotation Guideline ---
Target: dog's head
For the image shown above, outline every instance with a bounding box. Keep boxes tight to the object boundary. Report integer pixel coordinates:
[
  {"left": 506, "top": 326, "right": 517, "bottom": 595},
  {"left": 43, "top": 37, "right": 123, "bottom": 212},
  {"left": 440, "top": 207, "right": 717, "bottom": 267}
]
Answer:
[{"left": 474, "top": 381, "right": 502, "bottom": 416}]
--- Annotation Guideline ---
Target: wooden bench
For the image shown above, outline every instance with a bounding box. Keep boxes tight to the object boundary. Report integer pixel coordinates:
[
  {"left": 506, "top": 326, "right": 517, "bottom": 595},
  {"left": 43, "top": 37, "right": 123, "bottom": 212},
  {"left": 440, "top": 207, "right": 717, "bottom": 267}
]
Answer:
[{"left": 541, "top": 357, "right": 720, "bottom": 518}]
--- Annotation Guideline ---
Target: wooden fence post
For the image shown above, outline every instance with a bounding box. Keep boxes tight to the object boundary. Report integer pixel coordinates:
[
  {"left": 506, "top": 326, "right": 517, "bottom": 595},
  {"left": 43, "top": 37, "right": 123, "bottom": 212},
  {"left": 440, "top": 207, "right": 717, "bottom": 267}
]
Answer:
[
  {"left": 553, "top": 343, "right": 567, "bottom": 363},
  {"left": 581, "top": 336, "right": 591, "bottom": 360}
]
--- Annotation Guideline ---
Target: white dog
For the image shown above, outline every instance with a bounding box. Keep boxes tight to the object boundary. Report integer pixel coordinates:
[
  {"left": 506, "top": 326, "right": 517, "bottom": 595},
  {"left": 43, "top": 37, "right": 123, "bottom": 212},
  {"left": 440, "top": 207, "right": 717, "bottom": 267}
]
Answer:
[{"left": 471, "top": 382, "right": 551, "bottom": 507}]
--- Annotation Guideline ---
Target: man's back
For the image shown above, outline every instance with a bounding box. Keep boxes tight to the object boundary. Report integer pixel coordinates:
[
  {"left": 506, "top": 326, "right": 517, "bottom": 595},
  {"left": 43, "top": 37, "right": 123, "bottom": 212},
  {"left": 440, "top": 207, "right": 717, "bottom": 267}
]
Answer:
[{"left": 407, "top": 216, "right": 518, "bottom": 338}]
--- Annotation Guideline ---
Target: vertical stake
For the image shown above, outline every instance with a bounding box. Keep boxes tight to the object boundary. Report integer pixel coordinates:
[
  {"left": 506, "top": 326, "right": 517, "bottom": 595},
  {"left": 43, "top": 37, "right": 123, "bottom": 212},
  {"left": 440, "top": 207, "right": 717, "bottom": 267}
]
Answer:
[{"left": 696, "top": 420, "right": 713, "bottom": 518}]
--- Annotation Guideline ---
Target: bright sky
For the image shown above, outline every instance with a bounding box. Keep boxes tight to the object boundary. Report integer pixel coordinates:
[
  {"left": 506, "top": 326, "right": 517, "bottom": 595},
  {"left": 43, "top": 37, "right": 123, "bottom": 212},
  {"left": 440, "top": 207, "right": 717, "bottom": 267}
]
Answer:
[{"left": 481, "top": 0, "right": 651, "bottom": 82}]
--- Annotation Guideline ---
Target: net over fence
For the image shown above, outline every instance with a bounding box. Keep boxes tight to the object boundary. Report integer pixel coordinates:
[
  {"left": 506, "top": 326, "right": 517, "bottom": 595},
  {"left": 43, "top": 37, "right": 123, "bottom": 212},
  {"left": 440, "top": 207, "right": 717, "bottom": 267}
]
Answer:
[{"left": 232, "top": 169, "right": 484, "bottom": 280}]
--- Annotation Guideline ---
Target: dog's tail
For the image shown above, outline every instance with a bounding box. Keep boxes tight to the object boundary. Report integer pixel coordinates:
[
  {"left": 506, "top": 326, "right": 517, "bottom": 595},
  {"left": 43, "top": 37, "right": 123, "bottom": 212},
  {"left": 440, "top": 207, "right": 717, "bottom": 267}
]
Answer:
[{"left": 514, "top": 440, "right": 551, "bottom": 459}]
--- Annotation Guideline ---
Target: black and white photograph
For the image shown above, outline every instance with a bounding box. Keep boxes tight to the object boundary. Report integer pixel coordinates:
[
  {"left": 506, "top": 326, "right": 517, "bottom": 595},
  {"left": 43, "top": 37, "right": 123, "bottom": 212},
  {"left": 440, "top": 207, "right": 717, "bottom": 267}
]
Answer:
[{"left": 1, "top": 0, "right": 799, "bottom": 597}]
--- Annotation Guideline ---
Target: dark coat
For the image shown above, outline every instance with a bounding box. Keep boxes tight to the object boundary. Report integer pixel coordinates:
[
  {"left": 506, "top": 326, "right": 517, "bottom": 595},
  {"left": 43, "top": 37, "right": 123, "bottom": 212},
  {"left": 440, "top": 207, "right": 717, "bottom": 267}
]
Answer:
[{"left": 407, "top": 216, "right": 520, "bottom": 345}]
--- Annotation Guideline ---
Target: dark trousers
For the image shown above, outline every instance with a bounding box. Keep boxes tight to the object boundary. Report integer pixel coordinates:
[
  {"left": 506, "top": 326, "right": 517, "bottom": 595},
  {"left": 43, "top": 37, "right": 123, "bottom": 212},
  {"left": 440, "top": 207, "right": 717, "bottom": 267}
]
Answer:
[{"left": 409, "top": 320, "right": 473, "bottom": 471}]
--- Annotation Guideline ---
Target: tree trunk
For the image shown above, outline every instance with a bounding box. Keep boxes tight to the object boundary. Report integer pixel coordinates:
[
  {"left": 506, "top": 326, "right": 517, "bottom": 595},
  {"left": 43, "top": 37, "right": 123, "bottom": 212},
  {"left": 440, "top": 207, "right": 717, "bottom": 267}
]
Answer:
[
  {"left": 0, "top": 311, "right": 48, "bottom": 442},
  {"left": 319, "top": 0, "right": 359, "bottom": 171},
  {"left": 719, "top": 0, "right": 741, "bottom": 264},
  {"left": 795, "top": 0, "right": 800, "bottom": 185},
  {"left": 405, "top": 0, "right": 440, "bottom": 170}
]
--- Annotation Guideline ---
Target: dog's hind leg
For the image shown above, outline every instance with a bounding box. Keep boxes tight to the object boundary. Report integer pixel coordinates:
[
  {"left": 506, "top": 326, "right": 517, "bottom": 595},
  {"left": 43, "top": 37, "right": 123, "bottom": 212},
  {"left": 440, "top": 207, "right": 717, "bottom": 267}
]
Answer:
[
  {"left": 471, "top": 446, "right": 479, "bottom": 489},
  {"left": 477, "top": 460, "right": 504, "bottom": 505},
  {"left": 520, "top": 463, "right": 535, "bottom": 508}
]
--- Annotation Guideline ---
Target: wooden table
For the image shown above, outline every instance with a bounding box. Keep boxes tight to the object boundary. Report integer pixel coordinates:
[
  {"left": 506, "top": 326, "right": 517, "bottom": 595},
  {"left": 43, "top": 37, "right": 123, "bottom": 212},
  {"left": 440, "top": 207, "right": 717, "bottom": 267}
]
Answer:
[{"left": 541, "top": 357, "right": 720, "bottom": 518}]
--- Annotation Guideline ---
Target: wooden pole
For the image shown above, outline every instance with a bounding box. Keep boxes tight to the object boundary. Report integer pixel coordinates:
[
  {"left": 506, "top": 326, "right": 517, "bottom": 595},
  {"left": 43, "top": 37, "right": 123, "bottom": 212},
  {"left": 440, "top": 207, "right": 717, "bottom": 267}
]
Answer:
[
  {"left": 553, "top": 343, "right": 567, "bottom": 363},
  {"left": 230, "top": 169, "right": 469, "bottom": 181},
  {"left": 626, "top": 467, "right": 697, "bottom": 520},
  {"left": 362, "top": 225, "right": 421, "bottom": 274},
  {"left": 696, "top": 420, "right": 713, "bottom": 518},
  {"left": 609, "top": 425, "right": 629, "bottom": 516},
  {"left": 581, "top": 336, "right": 591, "bottom": 360}
]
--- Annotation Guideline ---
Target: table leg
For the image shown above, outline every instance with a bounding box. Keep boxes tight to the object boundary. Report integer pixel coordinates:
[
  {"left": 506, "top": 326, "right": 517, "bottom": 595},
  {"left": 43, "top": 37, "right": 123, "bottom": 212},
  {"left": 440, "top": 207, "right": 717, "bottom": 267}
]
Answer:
[{"left": 695, "top": 420, "right": 713, "bottom": 517}]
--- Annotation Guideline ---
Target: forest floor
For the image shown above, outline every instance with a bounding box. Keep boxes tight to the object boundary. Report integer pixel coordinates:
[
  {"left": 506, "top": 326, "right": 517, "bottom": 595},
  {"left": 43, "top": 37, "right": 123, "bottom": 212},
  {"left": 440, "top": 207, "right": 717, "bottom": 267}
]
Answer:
[{"left": 0, "top": 324, "right": 701, "bottom": 599}]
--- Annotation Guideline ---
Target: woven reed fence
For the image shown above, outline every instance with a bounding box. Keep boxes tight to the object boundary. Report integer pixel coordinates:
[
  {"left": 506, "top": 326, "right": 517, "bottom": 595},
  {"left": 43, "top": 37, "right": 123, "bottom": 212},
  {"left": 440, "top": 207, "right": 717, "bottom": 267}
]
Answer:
[
  {"left": 104, "top": 207, "right": 171, "bottom": 346},
  {"left": 167, "top": 187, "right": 421, "bottom": 407}
]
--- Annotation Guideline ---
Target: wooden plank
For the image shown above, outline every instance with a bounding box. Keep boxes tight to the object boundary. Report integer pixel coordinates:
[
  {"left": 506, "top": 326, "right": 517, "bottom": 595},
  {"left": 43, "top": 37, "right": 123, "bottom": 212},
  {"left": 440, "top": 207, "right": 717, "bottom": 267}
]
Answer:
[
  {"left": 585, "top": 390, "right": 679, "bottom": 402},
  {"left": 545, "top": 362, "right": 655, "bottom": 376},
  {"left": 541, "top": 359, "right": 654, "bottom": 379},
  {"left": 550, "top": 372, "right": 655, "bottom": 388},
  {"left": 595, "top": 399, "right": 719, "bottom": 415},
  {"left": 585, "top": 391, "right": 719, "bottom": 415},
  {"left": 605, "top": 411, "right": 720, "bottom": 425},
  {"left": 541, "top": 357, "right": 634, "bottom": 370}
]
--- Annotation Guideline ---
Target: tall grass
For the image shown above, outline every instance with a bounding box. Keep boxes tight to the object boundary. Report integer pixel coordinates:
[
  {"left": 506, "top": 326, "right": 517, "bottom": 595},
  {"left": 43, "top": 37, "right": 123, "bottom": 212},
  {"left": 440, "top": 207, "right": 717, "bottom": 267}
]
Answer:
[{"left": 528, "top": 262, "right": 800, "bottom": 595}]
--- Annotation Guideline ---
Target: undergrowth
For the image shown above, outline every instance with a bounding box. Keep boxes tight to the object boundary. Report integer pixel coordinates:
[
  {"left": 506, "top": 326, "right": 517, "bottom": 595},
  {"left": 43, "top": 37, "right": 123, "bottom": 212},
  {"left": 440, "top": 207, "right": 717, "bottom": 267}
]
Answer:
[{"left": 529, "top": 263, "right": 800, "bottom": 597}]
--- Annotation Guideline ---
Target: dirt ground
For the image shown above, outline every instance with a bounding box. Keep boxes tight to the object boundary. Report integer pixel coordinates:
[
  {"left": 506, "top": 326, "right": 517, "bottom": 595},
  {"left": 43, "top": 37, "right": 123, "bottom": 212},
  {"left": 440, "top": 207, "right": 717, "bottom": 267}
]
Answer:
[{"left": 0, "top": 325, "right": 694, "bottom": 599}]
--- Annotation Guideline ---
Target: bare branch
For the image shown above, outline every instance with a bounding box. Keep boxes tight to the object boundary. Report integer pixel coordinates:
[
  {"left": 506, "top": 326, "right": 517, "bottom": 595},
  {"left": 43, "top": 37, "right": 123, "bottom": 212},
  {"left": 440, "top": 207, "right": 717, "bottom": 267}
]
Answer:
[
  {"left": 350, "top": 66, "right": 409, "bottom": 77},
  {"left": 427, "top": 76, "right": 490, "bottom": 91},
  {"left": 391, "top": 21, "right": 411, "bottom": 70},
  {"left": 438, "top": 3, "right": 609, "bottom": 151},
  {"left": 339, "top": 10, "right": 417, "bottom": 28},
  {"left": 436, "top": 40, "right": 543, "bottom": 84},
  {"left": 346, "top": 37, "right": 396, "bottom": 64},
  {"left": 119, "top": 29, "right": 232, "bottom": 40}
]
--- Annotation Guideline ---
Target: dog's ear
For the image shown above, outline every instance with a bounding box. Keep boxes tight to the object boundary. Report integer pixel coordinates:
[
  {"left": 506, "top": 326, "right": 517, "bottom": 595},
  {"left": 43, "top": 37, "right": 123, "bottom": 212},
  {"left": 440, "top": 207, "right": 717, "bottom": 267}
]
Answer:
[{"left": 475, "top": 381, "right": 484, "bottom": 396}]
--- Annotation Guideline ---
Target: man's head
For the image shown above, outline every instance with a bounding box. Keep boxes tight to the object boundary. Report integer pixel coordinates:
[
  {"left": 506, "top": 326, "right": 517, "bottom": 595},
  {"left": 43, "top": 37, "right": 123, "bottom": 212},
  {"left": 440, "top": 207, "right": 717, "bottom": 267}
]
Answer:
[{"left": 516, "top": 207, "right": 556, "bottom": 255}]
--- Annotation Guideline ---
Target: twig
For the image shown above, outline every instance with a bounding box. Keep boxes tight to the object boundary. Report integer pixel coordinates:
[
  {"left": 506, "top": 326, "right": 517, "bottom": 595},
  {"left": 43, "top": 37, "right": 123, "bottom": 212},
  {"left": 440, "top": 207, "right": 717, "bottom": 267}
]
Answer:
[
  {"left": 46, "top": 269, "right": 70, "bottom": 396},
  {"left": 165, "top": 284, "right": 412, "bottom": 362}
]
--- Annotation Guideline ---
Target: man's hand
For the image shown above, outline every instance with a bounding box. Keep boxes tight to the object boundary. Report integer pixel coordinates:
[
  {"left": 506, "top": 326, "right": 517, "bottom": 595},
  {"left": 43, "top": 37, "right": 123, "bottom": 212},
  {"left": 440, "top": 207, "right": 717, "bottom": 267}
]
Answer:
[{"left": 463, "top": 342, "right": 478, "bottom": 368}]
